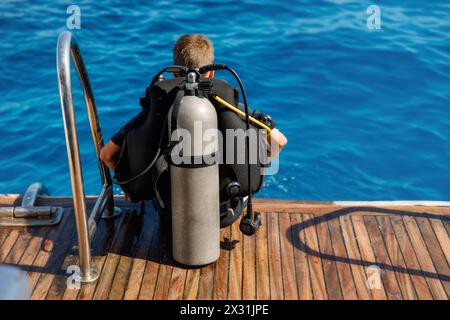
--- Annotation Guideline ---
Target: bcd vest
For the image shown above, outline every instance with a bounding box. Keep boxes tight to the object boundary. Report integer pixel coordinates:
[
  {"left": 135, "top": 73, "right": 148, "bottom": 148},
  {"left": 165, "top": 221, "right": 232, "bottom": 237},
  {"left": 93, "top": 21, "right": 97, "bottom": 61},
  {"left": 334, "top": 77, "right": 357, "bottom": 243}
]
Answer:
[{"left": 114, "top": 77, "right": 265, "bottom": 209}]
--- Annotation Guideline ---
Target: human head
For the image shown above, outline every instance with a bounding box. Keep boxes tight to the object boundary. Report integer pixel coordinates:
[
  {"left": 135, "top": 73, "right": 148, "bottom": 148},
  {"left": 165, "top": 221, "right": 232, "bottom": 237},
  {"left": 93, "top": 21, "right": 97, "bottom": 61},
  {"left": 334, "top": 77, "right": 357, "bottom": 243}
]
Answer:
[{"left": 173, "top": 34, "right": 215, "bottom": 78}]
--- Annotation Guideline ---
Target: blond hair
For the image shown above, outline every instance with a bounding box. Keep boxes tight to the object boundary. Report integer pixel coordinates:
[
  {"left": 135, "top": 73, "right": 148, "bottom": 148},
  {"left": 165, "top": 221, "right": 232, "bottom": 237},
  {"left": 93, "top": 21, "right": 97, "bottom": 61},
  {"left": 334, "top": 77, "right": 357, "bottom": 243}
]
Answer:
[{"left": 173, "top": 34, "right": 214, "bottom": 69}]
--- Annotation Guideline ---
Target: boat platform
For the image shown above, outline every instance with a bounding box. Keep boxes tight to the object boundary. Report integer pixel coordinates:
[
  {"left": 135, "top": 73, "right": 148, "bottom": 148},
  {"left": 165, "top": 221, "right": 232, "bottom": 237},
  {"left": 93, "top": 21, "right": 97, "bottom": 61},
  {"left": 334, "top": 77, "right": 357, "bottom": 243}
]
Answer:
[{"left": 0, "top": 195, "right": 449, "bottom": 300}]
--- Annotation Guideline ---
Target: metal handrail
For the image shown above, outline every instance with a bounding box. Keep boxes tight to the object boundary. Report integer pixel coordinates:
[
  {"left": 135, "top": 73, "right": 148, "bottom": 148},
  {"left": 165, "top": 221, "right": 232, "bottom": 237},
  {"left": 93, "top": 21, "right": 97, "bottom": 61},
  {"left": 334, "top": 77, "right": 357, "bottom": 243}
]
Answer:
[{"left": 56, "top": 31, "right": 120, "bottom": 283}]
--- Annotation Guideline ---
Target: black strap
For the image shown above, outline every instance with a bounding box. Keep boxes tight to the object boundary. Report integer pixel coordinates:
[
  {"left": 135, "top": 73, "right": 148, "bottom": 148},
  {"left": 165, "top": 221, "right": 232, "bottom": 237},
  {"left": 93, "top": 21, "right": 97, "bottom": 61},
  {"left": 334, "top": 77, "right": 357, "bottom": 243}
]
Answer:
[
  {"left": 170, "top": 90, "right": 185, "bottom": 136},
  {"left": 151, "top": 154, "right": 169, "bottom": 209},
  {"left": 114, "top": 89, "right": 185, "bottom": 186}
]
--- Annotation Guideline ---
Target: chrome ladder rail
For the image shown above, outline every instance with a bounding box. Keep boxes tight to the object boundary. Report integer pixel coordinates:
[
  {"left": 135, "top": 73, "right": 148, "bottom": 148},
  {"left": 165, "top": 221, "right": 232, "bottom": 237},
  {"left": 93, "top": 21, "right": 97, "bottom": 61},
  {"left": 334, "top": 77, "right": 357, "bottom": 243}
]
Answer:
[{"left": 56, "top": 31, "right": 120, "bottom": 283}]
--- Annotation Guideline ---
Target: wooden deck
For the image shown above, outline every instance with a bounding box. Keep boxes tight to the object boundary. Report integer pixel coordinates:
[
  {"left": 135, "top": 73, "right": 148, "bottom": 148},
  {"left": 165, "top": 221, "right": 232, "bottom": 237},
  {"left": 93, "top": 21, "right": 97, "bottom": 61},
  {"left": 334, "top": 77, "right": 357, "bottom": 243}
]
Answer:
[{"left": 0, "top": 195, "right": 449, "bottom": 300}]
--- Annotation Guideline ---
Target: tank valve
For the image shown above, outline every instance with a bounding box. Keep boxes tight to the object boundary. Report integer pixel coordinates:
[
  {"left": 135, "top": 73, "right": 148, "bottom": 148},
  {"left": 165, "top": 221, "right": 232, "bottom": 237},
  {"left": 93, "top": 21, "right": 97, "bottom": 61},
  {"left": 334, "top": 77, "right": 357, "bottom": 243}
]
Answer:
[{"left": 226, "top": 181, "right": 240, "bottom": 196}]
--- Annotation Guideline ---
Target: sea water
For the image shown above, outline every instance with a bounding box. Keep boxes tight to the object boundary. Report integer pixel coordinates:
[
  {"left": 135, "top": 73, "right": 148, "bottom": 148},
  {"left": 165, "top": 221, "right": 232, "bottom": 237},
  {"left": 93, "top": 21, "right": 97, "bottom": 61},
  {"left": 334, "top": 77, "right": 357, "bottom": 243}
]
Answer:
[{"left": 0, "top": 0, "right": 449, "bottom": 200}]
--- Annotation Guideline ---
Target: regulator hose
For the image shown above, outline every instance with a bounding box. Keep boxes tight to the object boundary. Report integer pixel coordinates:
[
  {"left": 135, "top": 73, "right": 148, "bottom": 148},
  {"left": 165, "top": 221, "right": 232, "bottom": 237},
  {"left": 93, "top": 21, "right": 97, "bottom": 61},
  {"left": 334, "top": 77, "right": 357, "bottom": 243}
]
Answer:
[{"left": 199, "top": 64, "right": 261, "bottom": 236}]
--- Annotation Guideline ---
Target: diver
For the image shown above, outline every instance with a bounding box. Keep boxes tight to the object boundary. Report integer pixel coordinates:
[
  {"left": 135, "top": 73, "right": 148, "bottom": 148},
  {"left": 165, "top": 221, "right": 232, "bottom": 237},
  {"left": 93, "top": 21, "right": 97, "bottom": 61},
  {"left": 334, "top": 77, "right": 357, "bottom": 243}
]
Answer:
[{"left": 100, "top": 34, "right": 287, "bottom": 229}]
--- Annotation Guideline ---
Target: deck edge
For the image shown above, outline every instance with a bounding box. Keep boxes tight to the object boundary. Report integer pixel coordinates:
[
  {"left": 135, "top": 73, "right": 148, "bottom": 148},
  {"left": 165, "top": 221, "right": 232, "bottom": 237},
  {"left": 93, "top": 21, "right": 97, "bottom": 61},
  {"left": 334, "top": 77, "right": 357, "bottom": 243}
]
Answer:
[{"left": 1, "top": 194, "right": 449, "bottom": 215}]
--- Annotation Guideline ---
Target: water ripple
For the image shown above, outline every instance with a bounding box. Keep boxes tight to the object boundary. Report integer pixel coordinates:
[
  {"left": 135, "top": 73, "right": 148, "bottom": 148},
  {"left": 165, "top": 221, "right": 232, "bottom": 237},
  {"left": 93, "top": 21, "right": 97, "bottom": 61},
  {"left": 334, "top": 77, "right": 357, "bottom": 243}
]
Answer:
[{"left": 0, "top": 0, "right": 449, "bottom": 200}]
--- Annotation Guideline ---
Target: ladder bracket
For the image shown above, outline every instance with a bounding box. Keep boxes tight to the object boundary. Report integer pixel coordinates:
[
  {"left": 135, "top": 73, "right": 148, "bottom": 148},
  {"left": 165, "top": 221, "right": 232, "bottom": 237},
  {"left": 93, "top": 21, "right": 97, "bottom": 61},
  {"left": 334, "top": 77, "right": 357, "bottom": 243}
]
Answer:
[{"left": 0, "top": 183, "right": 64, "bottom": 227}]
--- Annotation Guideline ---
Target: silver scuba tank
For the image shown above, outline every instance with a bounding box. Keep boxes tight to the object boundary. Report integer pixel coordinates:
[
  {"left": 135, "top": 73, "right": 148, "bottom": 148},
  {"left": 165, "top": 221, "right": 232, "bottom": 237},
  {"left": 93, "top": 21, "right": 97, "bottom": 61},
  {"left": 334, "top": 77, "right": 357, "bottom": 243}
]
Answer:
[{"left": 170, "top": 74, "right": 220, "bottom": 266}]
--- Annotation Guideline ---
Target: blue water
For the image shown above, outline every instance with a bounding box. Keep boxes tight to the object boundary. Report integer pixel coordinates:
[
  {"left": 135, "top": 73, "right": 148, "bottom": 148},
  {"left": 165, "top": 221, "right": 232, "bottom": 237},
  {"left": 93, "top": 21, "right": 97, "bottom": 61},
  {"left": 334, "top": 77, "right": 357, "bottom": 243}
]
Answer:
[{"left": 1, "top": 0, "right": 450, "bottom": 200}]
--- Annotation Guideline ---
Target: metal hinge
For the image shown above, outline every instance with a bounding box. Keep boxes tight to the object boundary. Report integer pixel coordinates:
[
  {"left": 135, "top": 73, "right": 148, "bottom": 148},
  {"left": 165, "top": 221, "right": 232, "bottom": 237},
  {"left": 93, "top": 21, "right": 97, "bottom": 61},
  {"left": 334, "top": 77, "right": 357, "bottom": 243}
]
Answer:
[{"left": 0, "top": 183, "right": 63, "bottom": 227}]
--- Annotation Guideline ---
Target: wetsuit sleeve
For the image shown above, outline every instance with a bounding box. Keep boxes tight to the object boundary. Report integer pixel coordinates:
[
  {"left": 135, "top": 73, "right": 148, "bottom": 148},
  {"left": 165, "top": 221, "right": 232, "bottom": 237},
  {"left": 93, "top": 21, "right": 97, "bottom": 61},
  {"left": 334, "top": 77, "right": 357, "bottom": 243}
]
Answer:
[{"left": 110, "top": 110, "right": 147, "bottom": 146}]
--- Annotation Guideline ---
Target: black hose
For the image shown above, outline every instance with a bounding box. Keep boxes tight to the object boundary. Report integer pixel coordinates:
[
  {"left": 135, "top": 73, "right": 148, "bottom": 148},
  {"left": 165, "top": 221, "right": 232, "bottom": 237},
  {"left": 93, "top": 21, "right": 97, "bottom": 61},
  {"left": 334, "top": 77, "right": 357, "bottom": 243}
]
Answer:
[
  {"left": 150, "top": 65, "right": 189, "bottom": 87},
  {"left": 199, "top": 64, "right": 255, "bottom": 222},
  {"left": 222, "top": 66, "right": 254, "bottom": 221}
]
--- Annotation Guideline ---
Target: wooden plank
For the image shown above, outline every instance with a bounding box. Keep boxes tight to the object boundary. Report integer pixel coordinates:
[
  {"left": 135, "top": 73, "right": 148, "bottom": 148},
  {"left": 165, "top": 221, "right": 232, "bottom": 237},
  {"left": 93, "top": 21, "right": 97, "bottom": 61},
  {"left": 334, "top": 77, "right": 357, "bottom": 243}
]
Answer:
[
  {"left": 429, "top": 219, "right": 450, "bottom": 266},
  {"left": 315, "top": 216, "right": 343, "bottom": 300},
  {"left": 196, "top": 263, "right": 215, "bottom": 299},
  {"left": 108, "top": 251, "right": 139, "bottom": 300},
  {"left": 50, "top": 204, "right": 117, "bottom": 301},
  {"left": 61, "top": 255, "right": 80, "bottom": 300},
  {"left": 77, "top": 214, "right": 123, "bottom": 300},
  {"left": 93, "top": 212, "right": 134, "bottom": 300},
  {"left": 108, "top": 212, "right": 145, "bottom": 300},
  {"left": 339, "top": 215, "right": 373, "bottom": 300},
  {"left": 181, "top": 228, "right": 222, "bottom": 300},
  {"left": 153, "top": 221, "right": 174, "bottom": 301},
  {"left": 152, "top": 259, "right": 173, "bottom": 300},
  {"left": 25, "top": 213, "right": 71, "bottom": 296},
  {"left": 30, "top": 210, "right": 76, "bottom": 300},
  {"left": 0, "top": 229, "right": 20, "bottom": 263},
  {"left": 212, "top": 226, "right": 231, "bottom": 300},
  {"left": 77, "top": 256, "right": 104, "bottom": 300},
  {"left": 444, "top": 219, "right": 450, "bottom": 235},
  {"left": 242, "top": 225, "right": 256, "bottom": 300},
  {"left": 401, "top": 216, "right": 447, "bottom": 300},
  {"left": 228, "top": 219, "right": 243, "bottom": 299},
  {"left": 253, "top": 199, "right": 450, "bottom": 215},
  {"left": 267, "top": 212, "right": 284, "bottom": 299},
  {"left": 290, "top": 214, "right": 313, "bottom": 300},
  {"left": 182, "top": 268, "right": 201, "bottom": 299},
  {"left": 302, "top": 214, "right": 327, "bottom": 300},
  {"left": 138, "top": 253, "right": 162, "bottom": 299},
  {"left": 363, "top": 216, "right": 403, "bottom": 300},
  {"left": 138, "top": 214, "right": 169, "bottom": 300},
  {"left": 123, "top": 257, "right": 147, "bottom": 300},
  {"left": 48, "top": 206, "right": 115, "bottom": 300},
  {"left": 45, "top": 252, "right": 78, "bottom": 300},
  {"left": 19, "top": 226, "right": 51, "bottom": 268},
  {"left": 3, "top": 229, "right": 33, "bottom": 265},
  {"left": 255, "top": 212, "right": 270, "bottom": 300},
  {"left": 414, "top": 216, "right": 450, "bottom": 297},
  {"left": 350, "top": 215, "right": 387, "bottom": 300},
  {"left": 124, "top": 209, "right": 158, "bottom": 300},
  {"left": 92, "top": 254, "right": 121, "bottom": 299},
  {"left": 167, "top": 266, "right": 187, "bottom": 300},
  {"left": 138, "top": 215, "right": 166, "bottom": 300},
  {"left": 253, "top": 199, "right": 333, "bottom": 213},
  {"left": 27, "top": 237, "right": 55, "bottom": 296},
  {"left": 389, "top": 216, "right": 434, "bottom": 300},
  {"left": 327, "top": 218, "right": 359, "bottom": 300},
  {"left": 31, "top": 235, "right": 76, "bottom": 300},
  {"left": 0, "top": 227, "right": 11, "bottom": 247},
  {"left": 13, "top": 224, "right": 52, "bottom": 300},
  {"left": 277, "top": 212, "right": 298, "bottom": 300},
  {"left": 376, "top": 216, "right": 417, "bottom": 300},
  {"left": 3, "top": 195, "right": 450, "bottom": 216}
]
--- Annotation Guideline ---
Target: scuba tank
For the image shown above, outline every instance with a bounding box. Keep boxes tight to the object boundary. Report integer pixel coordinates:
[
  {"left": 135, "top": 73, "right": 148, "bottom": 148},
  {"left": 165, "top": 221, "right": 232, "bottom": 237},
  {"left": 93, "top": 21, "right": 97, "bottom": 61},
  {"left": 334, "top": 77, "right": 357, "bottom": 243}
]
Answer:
[
  {"left": 114, "top": 64, "right": 267, "bottom": 265},
  {"left": 170, "top": 71, "right": 220, "bottom": 265}
]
